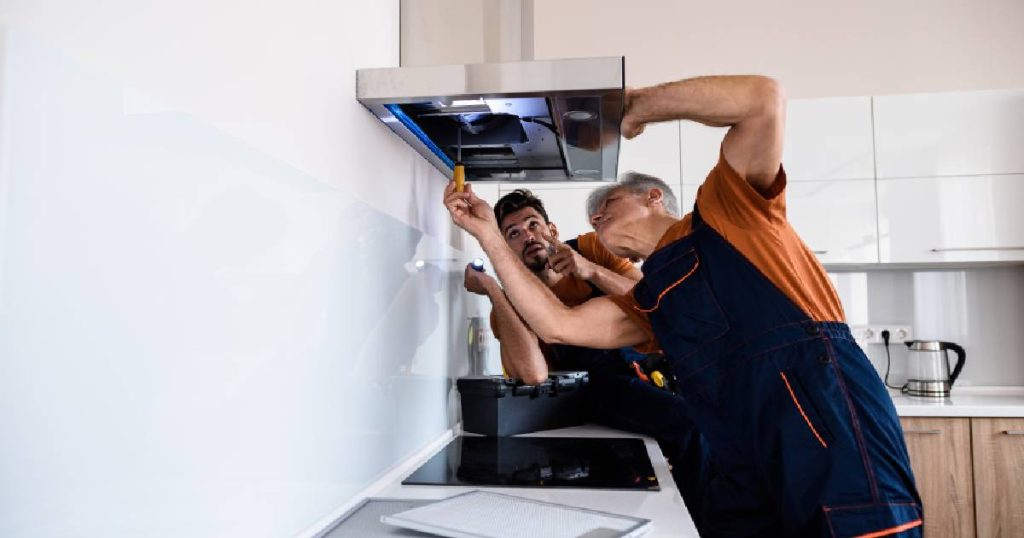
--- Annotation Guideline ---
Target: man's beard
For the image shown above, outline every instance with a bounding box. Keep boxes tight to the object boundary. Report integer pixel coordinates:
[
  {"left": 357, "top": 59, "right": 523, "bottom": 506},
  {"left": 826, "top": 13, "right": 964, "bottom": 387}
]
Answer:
[
  {"left": 521, "top": 244, "right": 549, "bottom": 273},
  {"left": 525, "top": 255, "right": 547, "bottom": 273}
]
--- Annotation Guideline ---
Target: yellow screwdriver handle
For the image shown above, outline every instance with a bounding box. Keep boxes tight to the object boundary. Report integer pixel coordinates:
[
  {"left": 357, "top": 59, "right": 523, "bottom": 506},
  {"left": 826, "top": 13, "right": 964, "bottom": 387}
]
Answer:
[
  {"left": 453, "top": 163, "right": 466, "bottom": 192},
  {"left": 650, "top": 370, "right": 666, "bottom": 388}
]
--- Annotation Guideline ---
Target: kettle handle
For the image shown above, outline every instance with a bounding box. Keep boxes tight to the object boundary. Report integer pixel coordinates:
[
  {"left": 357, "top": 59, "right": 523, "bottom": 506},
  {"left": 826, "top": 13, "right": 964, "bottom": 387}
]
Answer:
[{"left": 941, "top": 342, "right": 967, "bottom": 386}]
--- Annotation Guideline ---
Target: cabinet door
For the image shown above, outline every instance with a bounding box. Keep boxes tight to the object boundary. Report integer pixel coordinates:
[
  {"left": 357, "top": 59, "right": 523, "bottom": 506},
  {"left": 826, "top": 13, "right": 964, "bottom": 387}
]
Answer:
[
  {"left": 680, "top": 182, "right": 878, "bottom": 264},
  {"left": 681, "top": 97, "right": 875, "bottom": 185},
  {"left": 900, "top": 417, "right": 975, "bottom": 538},
  {"left": 972, "top": 418, "right": 1024, "bottom": 537},
  {"left": 786, "top": 180, "right": 878, "bottom": 264},
  {"left": 874, "top": 89, "right": 1024, "bottom": 179},
  {"left": 679, "top": 122, "right": 726, "bottom": 185},
  {"left": 618, "top": 120, "right": 681, "bottom": 187},
  {"left": 877, "top": 175, "right": 1024, "bottom": 262},
  {"left": 783, "top": 96, "right": 875, "bottom": 182}
]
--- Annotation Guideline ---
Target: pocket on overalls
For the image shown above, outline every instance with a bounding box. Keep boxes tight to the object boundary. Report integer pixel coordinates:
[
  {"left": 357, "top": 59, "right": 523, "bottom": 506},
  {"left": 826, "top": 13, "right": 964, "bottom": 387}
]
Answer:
[
  {"left": 779, "top": 369, "right": 835, "bottom": 448},
  {"left": 633, "top": 248, "right": 729, "bottom": 363}
]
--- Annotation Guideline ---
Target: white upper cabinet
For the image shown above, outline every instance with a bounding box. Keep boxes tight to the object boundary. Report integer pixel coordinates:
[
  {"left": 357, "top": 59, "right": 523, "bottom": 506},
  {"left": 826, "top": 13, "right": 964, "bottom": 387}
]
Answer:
[
  {"left": 873, "top": 89, "right": 1024, "bottom": 179},
  {"left": 680, "top": 122, "right": 727, "bottom": 185},
  {"left": 786, "top": 180, "right": 879, "bottom": 264},
  {"left": 783, "top": 97, "right": 875, "bottom": 182},
  {"left": 681, "top": 96, "right": 875, "bottom": 184},
  {"left": 618, "top": 120, "right": 682, "bottom": 187},
  {"left": 877, "top": 175, "right": 1024, "bottom": 263}
]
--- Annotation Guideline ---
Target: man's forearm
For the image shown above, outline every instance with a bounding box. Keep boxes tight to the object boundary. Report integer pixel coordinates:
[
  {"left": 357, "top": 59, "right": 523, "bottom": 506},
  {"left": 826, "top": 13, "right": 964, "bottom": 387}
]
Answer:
[
  {"left": 484, "top": 283, "right": 548, "bottom": 385},
  {"left": 586, "top": 265, "right": 640, "bottom": 296},
  {"left": 628, "top": 75, "right": 783, "bottom": 129}
]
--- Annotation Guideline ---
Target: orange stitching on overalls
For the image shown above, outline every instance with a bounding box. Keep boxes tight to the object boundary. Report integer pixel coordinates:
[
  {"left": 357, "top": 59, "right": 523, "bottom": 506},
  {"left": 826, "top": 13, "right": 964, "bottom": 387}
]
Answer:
[
  {"left": 852, "top": 519, "right": 923, "bottom": 538},
  {"left": 633, "top": 258, "right": 700, "bottom": 313},
  {"left": 779, "top": 371, "right": 829, "bottom": 448}
]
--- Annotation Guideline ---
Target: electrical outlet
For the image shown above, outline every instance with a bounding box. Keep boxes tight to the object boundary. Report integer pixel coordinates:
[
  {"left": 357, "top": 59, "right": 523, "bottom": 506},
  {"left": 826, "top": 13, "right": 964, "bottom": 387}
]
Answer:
[{"left": 850, "top": 325, "right": 913, "bottom": 345}]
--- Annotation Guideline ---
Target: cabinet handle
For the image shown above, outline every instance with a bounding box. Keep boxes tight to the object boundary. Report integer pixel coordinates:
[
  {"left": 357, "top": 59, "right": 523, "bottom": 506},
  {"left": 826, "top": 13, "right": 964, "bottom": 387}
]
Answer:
[
  {"left": 812, "top": 250, "right": 829, "bottom": 255},
  {"left": 1001, "top": 430, "right": 1024, "bottom": 435},
  {"left": 930, "top": 246, "right": 1024, "bottom": 252},
  {"left": 903, "top": 429, "right": 942, "bottom": 435}
]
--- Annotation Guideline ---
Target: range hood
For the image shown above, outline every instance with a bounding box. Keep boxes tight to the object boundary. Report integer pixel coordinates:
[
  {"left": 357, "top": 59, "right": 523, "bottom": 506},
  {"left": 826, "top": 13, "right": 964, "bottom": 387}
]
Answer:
[{"left": 356, "top": 57, "right": 624, "bottom": 182}]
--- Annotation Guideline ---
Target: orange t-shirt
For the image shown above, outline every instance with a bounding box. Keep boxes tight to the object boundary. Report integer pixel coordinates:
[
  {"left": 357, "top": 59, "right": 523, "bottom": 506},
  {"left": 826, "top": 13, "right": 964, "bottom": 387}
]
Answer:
[
  {"left": 492, "top": 231, "right": 636, "bottom": 340},
  {"left": 609, "top": 150, "right": 845, "bottom": 353}
]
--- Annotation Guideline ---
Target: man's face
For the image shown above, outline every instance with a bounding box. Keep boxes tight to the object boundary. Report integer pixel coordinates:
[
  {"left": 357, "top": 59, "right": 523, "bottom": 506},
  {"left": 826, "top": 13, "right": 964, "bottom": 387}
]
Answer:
[
  {"left": 589, "top": 187, "right": 649, "bottom": 259},
  {"left": 499, "top": 207, "right": 555, "bottom": 272}
]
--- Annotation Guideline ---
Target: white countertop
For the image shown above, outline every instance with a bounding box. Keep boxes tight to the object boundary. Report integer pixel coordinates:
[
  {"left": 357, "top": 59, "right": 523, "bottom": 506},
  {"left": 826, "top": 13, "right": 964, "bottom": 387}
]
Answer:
[
  {"left": 374, "top": 424, "right": 698, "bottom": 538},
  {"left": 355, "top": 388, "right": 1024, "bottom": 537},
  {"left": 891, "top": 386, "right": 1024, "bottom": 417}
]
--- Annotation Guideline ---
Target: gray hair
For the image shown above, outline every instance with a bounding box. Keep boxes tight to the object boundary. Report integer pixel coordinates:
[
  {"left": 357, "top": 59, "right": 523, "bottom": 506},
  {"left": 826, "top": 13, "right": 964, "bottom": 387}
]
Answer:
[{"left": 586, "top": 171, "right": 680, "bottom": 219}]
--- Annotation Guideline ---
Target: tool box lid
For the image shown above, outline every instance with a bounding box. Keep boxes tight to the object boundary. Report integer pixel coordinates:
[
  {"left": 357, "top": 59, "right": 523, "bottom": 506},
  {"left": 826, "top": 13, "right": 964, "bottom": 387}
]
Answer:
[{"left": 456, "top": 372, "right": 588, "bottom": 398}]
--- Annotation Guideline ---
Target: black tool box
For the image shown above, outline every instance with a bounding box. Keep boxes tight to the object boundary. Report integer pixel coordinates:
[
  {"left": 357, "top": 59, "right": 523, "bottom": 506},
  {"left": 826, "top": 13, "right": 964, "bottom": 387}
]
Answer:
[{"left": 456, "top": 372, "right": 589, "bottom": 436}]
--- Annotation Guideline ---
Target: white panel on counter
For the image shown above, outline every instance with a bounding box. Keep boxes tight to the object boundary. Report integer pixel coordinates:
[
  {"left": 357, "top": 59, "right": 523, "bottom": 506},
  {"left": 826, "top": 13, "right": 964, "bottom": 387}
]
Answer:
[{"left": 891, "top": 388, "right": 1024, "bottom": 418}]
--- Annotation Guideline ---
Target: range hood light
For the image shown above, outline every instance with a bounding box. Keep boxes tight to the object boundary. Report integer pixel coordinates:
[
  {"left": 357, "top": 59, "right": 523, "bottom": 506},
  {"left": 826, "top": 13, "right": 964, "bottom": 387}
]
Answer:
[
  {"left": 451, "top": 98, "right": 487, "bottom": 107},
  {"left": 564, "top": 110, "right": 596, "bottom": 121}
]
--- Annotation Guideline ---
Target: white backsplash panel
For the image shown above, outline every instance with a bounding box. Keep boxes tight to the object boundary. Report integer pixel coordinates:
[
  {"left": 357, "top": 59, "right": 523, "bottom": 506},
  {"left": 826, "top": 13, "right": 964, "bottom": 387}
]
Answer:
[{"left": 830, "top": 267, "right": 1024, "bottom": 388}]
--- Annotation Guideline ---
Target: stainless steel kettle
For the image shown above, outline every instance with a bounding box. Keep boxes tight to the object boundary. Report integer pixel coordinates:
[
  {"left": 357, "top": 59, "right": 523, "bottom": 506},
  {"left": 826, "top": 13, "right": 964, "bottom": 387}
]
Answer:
[{"left": 903, "top": 340, "right": 966, "bottom": 398}]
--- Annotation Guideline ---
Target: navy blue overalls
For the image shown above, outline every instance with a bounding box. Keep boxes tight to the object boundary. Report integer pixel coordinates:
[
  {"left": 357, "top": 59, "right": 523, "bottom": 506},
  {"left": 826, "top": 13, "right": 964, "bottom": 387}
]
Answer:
[
  {"left": 632, "top": 206, "right": 922, "bottom": 537},
  {"left": 547, "top": 239, "right": 712, "bottom": 530}
]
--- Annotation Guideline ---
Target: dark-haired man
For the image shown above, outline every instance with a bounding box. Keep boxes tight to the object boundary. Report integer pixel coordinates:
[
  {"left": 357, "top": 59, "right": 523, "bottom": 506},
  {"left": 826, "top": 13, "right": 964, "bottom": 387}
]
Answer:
[
  {"left": 464, "top": 188, "right": 709, "bottom": 524},
  {"left": 467, "top": 188, "right": 640, "bottom": 383}
]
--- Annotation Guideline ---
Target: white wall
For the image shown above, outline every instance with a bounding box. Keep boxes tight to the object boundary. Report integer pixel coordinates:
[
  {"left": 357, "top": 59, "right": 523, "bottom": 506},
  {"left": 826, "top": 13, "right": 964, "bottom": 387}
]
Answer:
[
  {"left": 0, "top": 2, "right": 472, "bottom": 536},
  {"left": 533, "top": 0, "right": 1024, "bottom": 98}
]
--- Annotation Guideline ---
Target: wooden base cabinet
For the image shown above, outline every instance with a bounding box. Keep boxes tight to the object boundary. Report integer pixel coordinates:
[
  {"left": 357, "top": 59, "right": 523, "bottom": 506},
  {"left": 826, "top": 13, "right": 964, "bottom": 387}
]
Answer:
[
  {"left": 972, "top": 418, "right": 1024, "bottom": 537},
  {"left": 900, "top": 417, "right": 976, "bottom": 538}
]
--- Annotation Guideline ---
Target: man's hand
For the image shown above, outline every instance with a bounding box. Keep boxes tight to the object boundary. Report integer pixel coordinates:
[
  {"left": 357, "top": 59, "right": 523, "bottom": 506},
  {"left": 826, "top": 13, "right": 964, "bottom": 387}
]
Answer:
[
  {"left": 443, "top": 181, "right": 501, "bottom": 242},
  {"left": 541, "top": 229, "right": 596, "bottom": 280},
  {"left": 464, "top": 263, "right": 498, "bottom": 296},
  {"left": 621, "top": 87, "right": 646, "bottom": 139}
]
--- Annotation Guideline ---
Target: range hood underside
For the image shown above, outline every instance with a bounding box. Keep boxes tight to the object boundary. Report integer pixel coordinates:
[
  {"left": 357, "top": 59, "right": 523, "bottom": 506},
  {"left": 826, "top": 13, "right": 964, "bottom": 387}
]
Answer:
[{"left": 357, "top": 57, "right": 624, "bottom": 182}]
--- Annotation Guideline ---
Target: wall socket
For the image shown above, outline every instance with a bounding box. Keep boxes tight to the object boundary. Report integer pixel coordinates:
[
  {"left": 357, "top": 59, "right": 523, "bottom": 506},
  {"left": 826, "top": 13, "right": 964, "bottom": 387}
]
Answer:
[{"left": 849, "top": 325, "right": 913, "bottom": 345}]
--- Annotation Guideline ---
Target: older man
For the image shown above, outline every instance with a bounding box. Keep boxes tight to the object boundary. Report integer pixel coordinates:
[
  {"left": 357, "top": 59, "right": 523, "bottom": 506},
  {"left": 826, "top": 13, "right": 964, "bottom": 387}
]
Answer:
[{"left": 444, "top": 75, "right": 921, "bottom": 537}]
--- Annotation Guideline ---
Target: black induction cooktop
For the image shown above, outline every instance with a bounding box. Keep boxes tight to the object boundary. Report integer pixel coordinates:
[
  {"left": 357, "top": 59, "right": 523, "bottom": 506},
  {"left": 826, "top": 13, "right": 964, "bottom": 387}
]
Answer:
[{"left": 402, "top": 436, "right": 659, "bottom": 491}]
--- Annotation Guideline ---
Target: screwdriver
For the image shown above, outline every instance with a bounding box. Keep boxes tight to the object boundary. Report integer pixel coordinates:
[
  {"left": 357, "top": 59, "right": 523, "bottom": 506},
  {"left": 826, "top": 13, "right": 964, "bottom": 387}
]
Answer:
[{"left": 453, "top": 126, "right": 466, "bottom": 192}]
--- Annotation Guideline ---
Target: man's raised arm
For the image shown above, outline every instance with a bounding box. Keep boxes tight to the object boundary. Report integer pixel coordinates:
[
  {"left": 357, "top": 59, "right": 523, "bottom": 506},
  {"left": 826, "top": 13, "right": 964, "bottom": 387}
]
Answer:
[{"left": 622, "top": 75, "right": 786, "bottom": 193}]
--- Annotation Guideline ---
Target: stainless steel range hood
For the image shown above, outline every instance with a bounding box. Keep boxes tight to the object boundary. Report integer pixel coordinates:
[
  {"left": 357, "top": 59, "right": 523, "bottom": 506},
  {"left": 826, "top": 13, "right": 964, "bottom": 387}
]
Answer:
[{"left": 356, "top": 57, "right": 624, "bottom": 182}]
